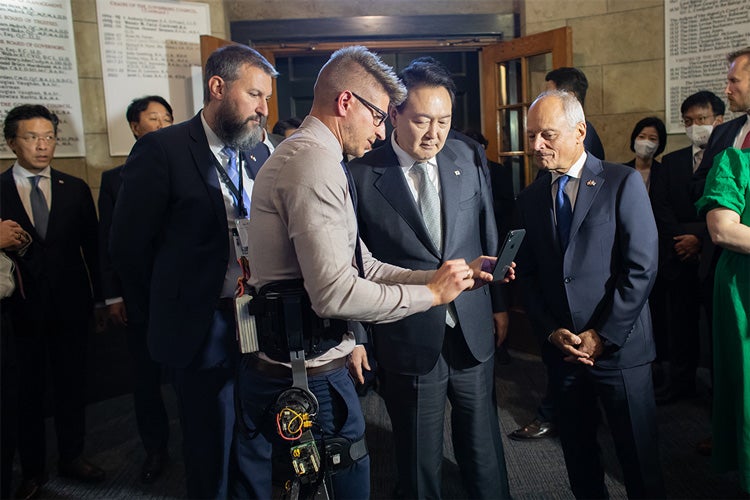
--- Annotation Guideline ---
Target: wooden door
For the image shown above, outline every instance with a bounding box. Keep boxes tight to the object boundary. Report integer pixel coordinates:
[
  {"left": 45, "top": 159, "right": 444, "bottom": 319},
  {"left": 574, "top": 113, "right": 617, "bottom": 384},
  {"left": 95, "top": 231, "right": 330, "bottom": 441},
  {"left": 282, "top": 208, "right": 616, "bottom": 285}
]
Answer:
[{"left": 480, "top": 27, "right": 572, "bottom": 191}]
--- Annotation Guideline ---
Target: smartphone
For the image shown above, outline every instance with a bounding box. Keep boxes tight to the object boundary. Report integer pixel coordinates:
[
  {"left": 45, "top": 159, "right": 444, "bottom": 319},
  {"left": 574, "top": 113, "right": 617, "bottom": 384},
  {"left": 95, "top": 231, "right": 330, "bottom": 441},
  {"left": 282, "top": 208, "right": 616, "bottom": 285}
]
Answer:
[{"left": 492, "top": 229, "right": 525, "bottom": 281}]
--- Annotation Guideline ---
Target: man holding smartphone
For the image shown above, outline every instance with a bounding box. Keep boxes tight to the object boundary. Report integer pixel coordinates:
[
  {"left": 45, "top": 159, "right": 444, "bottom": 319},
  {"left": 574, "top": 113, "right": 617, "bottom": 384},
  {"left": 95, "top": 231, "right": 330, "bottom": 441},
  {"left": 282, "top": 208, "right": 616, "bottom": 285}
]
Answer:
[{"left": 349, "top": 57, "right": 511, "bottom": 499}]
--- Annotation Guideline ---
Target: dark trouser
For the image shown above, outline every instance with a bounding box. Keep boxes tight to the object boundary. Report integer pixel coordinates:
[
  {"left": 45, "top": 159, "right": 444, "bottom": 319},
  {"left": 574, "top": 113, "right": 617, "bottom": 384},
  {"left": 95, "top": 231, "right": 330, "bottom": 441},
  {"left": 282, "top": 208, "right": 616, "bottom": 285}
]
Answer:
[
  {"left": 379, "top": 325, "right": 510, "bottom": 499},
  {"left": 665, "top": 262, "right": 703, "bottom": 393},
  {"left": 126, "top": 322, "right": 169, "bottom": 454},
  {"left": 536, "top": 343, "right": 561, "bottom": 424},
  {"left": 1, "top": 304, "right": 18, "bottom": 498},
  {"left": 553, "top": 362, "right": 665, "bottom": 499},
  {"left": 234, "top": 360, "right": 370, "bottom": 500},
  {"left": 170, "top": 308, "right": 238, "bottom": 499},
  {"left": 14, "top": 312, "right": 89, "bottom": 478},
  {"left": 649, "top": 275, "right": 669, "bottom": 364}
]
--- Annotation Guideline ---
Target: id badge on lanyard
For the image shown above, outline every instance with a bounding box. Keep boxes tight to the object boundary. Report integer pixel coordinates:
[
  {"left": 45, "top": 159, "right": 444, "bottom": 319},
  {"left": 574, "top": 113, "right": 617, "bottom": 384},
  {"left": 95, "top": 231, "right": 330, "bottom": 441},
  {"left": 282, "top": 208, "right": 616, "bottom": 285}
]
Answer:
[{"left": 233, "top": 218, "right": 258, "bottom": 353}]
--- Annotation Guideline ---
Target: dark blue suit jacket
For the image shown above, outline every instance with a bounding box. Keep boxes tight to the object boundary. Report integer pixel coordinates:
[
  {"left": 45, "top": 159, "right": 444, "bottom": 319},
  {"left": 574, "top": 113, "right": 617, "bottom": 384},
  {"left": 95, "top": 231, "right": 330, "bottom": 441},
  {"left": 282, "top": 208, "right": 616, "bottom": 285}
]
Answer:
[
  {"left": 349, "top": 138, "right": 503, "bottom": 376},
  {"left": 110, "top": 113, "right": 241, "bottom": 369},
  {"left": 98, "top": 165, "right": 124, "bottom": 301},
  {"left": 651, "top": 146, "right": 707, "bottom": 280},
  {"left": 0, "top": 168, "right": 100, "bottom": 319},
  {"left": 515, "top": 155, "right": 658, "bottom": 370}
]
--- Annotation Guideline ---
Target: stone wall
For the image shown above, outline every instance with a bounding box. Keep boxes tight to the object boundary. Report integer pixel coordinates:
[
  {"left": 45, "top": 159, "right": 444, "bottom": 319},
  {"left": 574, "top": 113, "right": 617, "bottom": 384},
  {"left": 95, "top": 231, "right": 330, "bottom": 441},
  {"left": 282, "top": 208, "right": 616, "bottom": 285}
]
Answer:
[
  {"left": 522, "top": 0, "right": 689, "bottom": 162},
  {"left": 21, "top": 0, "right": 686, "bottom": 200},
  {"left": 39, "top": 0, "right": 229, "bottom": 202}
]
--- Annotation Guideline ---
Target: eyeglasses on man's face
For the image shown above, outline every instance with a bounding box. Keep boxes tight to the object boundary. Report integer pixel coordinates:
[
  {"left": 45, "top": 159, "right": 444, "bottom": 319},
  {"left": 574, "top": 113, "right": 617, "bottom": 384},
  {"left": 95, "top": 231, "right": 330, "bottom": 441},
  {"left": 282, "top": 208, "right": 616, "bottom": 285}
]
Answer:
[
  {"left": 16, "top": 134, "right": 57, "bottom": 145},
  {"left": 351, "top": 92, "right": 388, "bottom": 127}
]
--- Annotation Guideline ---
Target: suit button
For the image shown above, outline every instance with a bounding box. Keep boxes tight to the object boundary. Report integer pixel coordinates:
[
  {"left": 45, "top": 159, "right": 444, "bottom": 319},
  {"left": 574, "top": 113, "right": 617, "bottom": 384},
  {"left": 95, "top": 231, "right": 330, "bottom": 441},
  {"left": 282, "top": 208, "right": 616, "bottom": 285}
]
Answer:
[{"left": 564, "top": 277, "right": 572, "bottom": 283}]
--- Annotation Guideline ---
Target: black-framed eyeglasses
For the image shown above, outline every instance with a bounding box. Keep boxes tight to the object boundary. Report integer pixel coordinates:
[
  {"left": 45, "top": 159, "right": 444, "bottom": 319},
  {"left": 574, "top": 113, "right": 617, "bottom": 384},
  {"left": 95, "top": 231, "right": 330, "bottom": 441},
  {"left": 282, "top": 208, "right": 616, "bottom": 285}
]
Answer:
[{"left": 352, "top": 92, "right": 388, "bottom": 127}]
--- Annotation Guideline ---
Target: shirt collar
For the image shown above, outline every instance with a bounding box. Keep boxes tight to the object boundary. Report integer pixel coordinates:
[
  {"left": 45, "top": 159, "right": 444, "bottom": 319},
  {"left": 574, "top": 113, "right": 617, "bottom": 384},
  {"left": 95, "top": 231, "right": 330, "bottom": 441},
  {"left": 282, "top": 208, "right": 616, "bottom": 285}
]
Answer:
[
  {"left": 550, "top": 150, "right": 587, "bottom": 184},
  {"left": 12, "top": 162, "right": 51, "bottom": 179}
]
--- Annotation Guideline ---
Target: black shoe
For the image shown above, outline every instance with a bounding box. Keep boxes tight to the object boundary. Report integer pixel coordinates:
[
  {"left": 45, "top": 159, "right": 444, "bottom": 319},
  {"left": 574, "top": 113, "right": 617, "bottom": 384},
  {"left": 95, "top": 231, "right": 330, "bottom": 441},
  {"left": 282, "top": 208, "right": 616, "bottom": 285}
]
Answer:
[
  {"left": 141, "top": 450, "right": 169, "bottom": 484},
  {"left": 14, "top": 477, "right": 43, "bottom": 500},
  {"left": 58, "top": 456, "right": 106, "bottom": 483},
  {"left": 508, "top": 418, "right": 558, "bottom": 440}
]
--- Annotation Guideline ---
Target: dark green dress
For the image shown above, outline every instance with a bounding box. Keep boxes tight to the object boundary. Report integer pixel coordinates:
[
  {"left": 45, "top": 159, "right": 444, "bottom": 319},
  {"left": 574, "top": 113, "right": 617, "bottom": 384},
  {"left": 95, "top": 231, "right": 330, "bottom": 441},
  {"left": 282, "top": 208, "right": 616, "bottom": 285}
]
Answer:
[{"left": 696, "top": 147, "right": 750, "bottom": 492}]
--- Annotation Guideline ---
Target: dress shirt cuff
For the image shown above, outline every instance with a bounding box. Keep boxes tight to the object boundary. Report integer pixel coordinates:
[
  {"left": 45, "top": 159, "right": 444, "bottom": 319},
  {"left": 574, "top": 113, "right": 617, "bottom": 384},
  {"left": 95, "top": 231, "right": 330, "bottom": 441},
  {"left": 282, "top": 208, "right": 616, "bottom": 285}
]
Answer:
[{"left": 105, "top": 297, "right": 124, "bottom": 306}]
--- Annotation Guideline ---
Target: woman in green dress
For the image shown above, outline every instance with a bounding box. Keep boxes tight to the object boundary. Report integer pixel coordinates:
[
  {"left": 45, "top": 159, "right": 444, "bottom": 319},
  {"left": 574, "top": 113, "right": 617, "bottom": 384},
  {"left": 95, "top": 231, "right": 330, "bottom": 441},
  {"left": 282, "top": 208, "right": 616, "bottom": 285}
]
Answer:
[{"left": 696, "top": 147, "right": 750, "bottom": 494}]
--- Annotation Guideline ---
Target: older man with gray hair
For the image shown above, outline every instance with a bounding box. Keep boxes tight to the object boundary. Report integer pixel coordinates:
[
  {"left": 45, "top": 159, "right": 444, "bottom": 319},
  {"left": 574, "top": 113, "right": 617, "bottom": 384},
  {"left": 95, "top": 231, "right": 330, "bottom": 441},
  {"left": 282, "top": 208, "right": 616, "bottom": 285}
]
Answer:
[{"left": 515, "top": 89, "right": 665, "bottom": 498}]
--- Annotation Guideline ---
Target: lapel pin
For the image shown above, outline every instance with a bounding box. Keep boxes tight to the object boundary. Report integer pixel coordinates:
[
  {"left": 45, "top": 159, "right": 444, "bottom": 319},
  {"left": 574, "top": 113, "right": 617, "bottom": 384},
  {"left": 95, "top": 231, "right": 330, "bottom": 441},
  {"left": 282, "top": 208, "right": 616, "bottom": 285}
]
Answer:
[
  {"left": 249, "top": 155, "right": 257, "bottom": 162},
  {"left": 454, "top": 170, "right": 461, "bottom": 176},
  {"left": 58, "top": 179, "right": 64, "bottom": 184},
  {"left": 586, "top": 180, "right": 596, "bottom": 186}
]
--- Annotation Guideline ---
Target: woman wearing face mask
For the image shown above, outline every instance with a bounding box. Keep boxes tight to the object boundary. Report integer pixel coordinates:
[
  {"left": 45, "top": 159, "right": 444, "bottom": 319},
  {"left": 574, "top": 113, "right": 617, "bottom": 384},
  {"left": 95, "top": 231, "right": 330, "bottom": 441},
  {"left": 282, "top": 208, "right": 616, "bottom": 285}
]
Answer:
[{"left": 625, "top": 116, "right": 667, "bottom": 191}]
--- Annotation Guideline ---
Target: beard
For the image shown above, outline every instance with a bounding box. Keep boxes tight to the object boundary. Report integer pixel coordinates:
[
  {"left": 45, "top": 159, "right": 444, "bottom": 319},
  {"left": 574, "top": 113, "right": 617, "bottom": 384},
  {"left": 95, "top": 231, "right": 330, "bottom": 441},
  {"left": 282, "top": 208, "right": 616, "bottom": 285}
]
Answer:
[{"left": 215, "top": 101, "right": 266, "bottom": 150}]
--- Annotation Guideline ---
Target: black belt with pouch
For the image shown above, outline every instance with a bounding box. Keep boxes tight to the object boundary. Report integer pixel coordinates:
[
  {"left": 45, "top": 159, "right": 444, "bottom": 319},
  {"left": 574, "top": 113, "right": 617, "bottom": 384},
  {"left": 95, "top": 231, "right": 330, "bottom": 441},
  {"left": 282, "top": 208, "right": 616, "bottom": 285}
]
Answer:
[{"left": 248, "top": 279, "right": 348, "bottom": 362}]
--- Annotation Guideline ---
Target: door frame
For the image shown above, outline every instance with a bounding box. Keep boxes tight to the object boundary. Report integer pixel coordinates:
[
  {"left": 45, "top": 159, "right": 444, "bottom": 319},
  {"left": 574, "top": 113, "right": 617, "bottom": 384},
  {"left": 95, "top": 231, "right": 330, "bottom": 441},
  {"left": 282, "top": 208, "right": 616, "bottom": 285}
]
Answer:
[{"left": 201, "top": 28, "right": 572, "bottom": 180}]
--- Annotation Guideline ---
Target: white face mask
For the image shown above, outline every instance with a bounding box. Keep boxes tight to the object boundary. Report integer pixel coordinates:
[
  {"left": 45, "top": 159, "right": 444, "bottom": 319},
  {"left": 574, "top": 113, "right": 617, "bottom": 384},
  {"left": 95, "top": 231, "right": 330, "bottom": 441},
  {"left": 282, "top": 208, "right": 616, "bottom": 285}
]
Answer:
[
  {"left": 634, "top": 139, "right": 658, "bottom": 159},
  {"left": 685, "top": 124, "right": 713, "bottom": 148}
]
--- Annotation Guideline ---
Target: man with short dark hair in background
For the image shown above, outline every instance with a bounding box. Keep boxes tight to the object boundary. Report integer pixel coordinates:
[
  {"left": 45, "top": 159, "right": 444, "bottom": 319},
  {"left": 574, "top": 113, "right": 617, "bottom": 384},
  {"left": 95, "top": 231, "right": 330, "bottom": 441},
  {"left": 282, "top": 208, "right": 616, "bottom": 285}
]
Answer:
[
  {"left": 545, "top": 67, "right": 605, "bottom": 160},
  {"left": 651, "top": 90, "right": 724, "bottom": 404},
  {"left": 98, "top": 95, "right": 173, "bottom": 485},
  {"left": 1, "top": 104, "right": 104, "bottom": 499}
]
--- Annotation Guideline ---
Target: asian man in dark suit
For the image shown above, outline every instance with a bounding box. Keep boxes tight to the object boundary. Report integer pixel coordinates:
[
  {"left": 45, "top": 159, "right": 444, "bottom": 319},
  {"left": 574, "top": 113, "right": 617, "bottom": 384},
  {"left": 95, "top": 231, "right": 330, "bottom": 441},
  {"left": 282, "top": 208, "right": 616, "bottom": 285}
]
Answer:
[
  {"left": 515, "top": 90, "right": 664, "bottom": 498},
  {"left": 651, "top": 91, "right": 724, "bottom": 403},
  {"left": 349, "top": 57, "right": 510, "bottom": 499},
  {"left": 98, "top": 95, "right": 173, "bottom": 484},
  {"left": 109, "top": 45, "right": 278, "bottom": 499},
  {"left": 1, "top": 104, "right": 105, "bottom": 499}
]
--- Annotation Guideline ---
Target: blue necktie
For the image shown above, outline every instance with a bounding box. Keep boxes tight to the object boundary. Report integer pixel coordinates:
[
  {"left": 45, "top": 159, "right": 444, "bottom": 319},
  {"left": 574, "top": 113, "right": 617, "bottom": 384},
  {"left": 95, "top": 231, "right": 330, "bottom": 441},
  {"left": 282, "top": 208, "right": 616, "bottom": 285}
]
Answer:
[
  {"left": 221, "top": 146, "right": 251, "bottom": 216},
  {"left": 556, "top": 175, "right": 572, "bottom": 249},
  {"left": 29, "top": 175, "right": 49, "bottom": 239}
]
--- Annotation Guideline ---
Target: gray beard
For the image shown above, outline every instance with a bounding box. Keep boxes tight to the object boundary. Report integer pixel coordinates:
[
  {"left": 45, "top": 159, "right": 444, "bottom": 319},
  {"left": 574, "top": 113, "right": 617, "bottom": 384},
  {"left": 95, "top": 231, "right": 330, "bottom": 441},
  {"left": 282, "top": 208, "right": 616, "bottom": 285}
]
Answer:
[
  {"left": 227, "top": 126, "right": 263, "bottom": 151},
  {"left": 216, "top": 104, "right": 265, "bottom": 150}
]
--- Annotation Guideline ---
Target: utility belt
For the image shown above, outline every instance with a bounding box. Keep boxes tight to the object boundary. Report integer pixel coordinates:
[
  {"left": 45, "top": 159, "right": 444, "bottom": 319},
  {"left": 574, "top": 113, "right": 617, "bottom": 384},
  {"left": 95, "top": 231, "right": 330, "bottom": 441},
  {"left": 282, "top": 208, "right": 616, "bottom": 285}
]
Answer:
[
  {"left": 235, "top": 280, "right": 365, "bottom": 499},
  {"left": 241, "top": 279, "right": 348, "bottom": 362}
]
